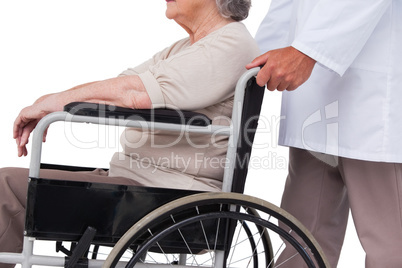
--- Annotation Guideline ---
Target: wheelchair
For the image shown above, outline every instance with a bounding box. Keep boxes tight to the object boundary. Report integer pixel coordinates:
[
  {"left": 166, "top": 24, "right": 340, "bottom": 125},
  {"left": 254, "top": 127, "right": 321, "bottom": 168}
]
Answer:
[{"left": 0, "top": 68, "right": 330, "bottom": 268}]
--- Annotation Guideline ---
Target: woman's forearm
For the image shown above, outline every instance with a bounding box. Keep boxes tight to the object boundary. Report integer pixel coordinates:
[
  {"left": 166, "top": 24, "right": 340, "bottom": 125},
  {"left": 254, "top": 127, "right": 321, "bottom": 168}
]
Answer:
[
  {"left": 55, "top": 75, "right": 151, "bottom": 111},
  {"left": 14, "top": 74, "right": 151, "bottom": 157}
]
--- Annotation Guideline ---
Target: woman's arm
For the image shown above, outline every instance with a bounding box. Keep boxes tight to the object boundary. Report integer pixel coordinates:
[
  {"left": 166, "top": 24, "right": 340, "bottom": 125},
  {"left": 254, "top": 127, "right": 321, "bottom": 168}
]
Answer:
[
  {"left": 56, "top": 75, "right": 151, "bottom": 109},
  {"left": 13, "top": 75, "right": 151, "bottom": 157}
]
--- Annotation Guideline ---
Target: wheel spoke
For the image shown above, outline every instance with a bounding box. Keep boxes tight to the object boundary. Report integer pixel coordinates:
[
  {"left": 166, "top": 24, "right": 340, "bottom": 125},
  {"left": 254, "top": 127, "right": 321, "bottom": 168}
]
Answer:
[{"left": 104, "top": 193, "right": 329, "bottom": 268}]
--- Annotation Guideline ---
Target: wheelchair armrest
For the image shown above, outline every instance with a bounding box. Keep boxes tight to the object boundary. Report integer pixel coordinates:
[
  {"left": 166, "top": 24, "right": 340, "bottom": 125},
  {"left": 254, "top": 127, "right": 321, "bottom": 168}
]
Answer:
[{"left": 64, "top": 102, "right": 211, "bottom": 127}]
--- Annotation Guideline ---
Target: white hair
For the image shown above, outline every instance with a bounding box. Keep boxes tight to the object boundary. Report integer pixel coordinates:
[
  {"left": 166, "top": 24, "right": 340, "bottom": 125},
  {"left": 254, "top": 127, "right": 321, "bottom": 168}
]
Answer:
[{"left": 216, "top": 0, "right": 252, "bottom": 21}]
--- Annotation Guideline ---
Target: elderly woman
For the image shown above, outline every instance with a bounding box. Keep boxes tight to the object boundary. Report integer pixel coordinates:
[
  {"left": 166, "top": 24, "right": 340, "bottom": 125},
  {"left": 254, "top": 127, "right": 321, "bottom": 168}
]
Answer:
[{"left": 0, "top": 0, "right": 259, "bottom": 262}]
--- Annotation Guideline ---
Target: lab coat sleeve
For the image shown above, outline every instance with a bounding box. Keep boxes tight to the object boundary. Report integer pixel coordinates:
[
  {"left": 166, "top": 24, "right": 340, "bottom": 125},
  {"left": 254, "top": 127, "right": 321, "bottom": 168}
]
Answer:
[
  {"left": 255, "top": 0, "right": 294, "bottom": 52},
  {"left": 292, "top": 0, "right": 392, "bottom": 76}
]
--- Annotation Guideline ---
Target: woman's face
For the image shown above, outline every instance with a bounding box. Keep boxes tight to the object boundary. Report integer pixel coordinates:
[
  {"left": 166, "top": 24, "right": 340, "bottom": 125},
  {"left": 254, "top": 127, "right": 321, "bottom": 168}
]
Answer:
[{"left": 165, "top": 0, "right": 209, "bottom": 25}]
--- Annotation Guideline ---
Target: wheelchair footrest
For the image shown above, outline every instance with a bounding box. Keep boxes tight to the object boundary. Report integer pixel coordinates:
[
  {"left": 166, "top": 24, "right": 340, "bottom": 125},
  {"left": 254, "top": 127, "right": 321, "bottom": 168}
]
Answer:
[{"left": 65, "top": 226, "right": 96, "bottom": 268}]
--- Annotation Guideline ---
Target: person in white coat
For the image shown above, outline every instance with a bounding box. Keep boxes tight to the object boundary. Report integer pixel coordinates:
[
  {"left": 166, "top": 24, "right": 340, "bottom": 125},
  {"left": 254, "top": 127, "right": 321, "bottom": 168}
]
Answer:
[{"left": 247, "top": 0, "right": 402, "bottom": 267}]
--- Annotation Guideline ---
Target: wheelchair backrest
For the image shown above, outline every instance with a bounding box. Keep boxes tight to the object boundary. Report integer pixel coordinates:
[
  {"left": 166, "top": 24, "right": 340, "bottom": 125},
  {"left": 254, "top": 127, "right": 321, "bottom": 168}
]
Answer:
[{"left": 231, "top": 76, "right": 265, "bottom": 193}]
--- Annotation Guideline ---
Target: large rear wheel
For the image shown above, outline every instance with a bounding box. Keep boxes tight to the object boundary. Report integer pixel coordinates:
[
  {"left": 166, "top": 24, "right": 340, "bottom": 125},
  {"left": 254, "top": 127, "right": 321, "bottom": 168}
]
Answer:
[{"left": 104, "top": 192, "right": 329, "bottom": 268}]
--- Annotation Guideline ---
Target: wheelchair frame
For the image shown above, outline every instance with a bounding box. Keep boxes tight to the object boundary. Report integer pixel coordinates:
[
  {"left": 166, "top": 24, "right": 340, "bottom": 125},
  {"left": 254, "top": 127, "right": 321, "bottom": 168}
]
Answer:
[{"left": 0, "top": 68, "right": 330, "bottom": 268}]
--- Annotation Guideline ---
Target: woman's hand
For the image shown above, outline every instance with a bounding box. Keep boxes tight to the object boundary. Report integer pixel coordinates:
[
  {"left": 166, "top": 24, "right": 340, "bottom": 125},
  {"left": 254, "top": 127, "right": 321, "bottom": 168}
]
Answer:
[{"left": 13, "top": 94, "right": 60, "bottom": 157}]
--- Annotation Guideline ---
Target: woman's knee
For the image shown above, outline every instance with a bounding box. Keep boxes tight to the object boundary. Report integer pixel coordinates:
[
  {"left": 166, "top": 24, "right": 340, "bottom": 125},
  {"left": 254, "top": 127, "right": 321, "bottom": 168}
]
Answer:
[{"left": 0, "top": 167, "right": 29, "bottom": 206}]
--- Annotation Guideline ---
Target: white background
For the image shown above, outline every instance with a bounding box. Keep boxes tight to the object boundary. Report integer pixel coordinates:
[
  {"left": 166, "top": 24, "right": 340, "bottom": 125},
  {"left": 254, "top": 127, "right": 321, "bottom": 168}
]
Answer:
[{"left": 0, "top": 1, "right": 363, "bottom": 266}]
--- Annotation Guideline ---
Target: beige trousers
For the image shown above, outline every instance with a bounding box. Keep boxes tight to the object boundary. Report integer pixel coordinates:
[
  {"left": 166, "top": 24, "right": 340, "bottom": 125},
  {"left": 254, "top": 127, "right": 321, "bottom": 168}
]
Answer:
[
  {"left": 278, "top": 147, "right": 402, "bottom": 268},
  {"left": 0, "top": 167, "right": 143, "bottom": 268}
]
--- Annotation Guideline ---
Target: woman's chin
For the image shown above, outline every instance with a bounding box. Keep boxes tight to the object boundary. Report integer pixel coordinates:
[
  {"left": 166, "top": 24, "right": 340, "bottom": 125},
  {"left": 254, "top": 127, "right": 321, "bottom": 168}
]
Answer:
[{"left": 165, "top": 10, "right": 176, "bottom": 20}]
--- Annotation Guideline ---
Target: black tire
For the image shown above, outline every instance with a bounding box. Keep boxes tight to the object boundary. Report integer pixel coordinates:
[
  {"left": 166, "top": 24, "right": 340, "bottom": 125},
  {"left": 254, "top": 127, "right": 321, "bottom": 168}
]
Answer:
[{"left": 104, "top": 192, "right": 330, "bottom": 268}]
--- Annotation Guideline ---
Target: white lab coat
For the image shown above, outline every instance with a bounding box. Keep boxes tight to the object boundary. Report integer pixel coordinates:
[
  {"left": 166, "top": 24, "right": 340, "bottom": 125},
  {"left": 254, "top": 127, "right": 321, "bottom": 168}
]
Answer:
[{"left": 256, "top": 0, "right": 402, "bottom": 162}]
